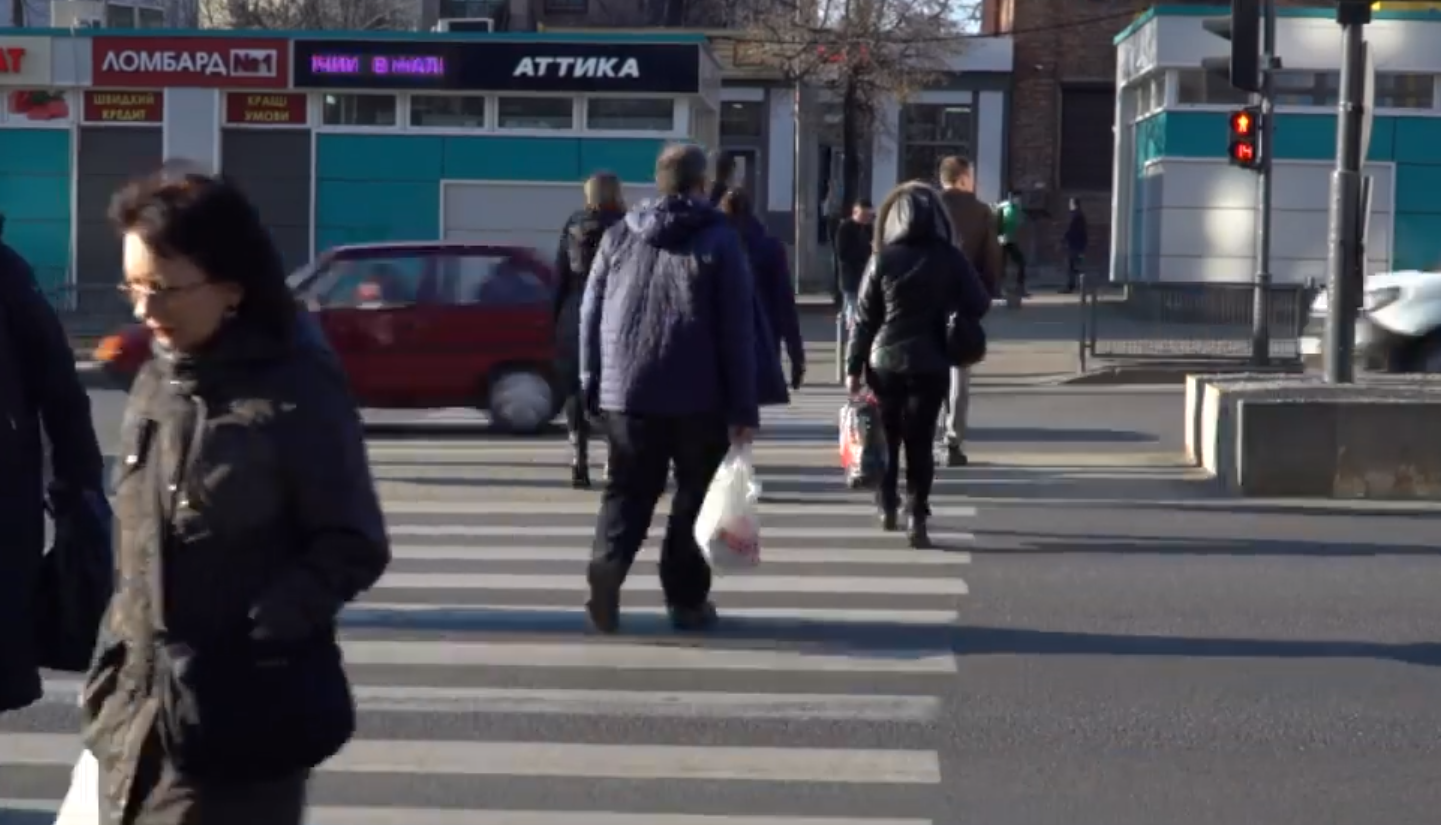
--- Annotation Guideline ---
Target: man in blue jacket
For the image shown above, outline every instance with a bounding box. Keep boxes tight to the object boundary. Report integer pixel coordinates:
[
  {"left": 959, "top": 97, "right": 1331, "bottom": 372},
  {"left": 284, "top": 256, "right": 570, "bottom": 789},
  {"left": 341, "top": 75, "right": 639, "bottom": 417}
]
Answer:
[{"left": 578, "top": 143, "right": 759, "bottom": 634}]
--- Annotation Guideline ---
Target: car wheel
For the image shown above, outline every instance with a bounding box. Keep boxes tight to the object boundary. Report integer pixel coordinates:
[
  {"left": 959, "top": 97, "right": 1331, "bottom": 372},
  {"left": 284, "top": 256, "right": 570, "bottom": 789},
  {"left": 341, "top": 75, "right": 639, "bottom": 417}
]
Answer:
[
  {"left": 1413, "top": 333, "right": 1441, "bottom": 373},
  {"left": 487, "top": 369, "right": 556, "bottom": 435}
]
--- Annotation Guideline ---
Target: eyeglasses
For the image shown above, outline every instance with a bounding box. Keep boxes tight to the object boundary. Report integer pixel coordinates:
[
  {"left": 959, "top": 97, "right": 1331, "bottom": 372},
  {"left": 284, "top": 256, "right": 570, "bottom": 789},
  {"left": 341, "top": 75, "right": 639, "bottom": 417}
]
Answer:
[{"left": 117, "top": 281, "right": 209, "bottom": 302}]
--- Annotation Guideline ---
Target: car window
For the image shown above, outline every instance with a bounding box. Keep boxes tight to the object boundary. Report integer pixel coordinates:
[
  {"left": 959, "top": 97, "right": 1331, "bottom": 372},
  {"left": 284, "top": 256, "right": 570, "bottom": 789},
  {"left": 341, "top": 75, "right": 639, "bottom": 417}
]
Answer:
[
  {"left": 307, "top": 256, "right": 427, "bottom": 309},
  {"left": 441, "top": 253, "right": 548, "bottom": 307}
]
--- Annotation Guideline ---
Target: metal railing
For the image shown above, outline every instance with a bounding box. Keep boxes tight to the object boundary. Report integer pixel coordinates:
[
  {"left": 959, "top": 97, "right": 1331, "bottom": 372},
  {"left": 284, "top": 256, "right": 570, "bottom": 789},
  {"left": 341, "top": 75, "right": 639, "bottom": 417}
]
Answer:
[
  {"left": 47, "top": 282, "right": 133, "bottom": 350},
  {"left": 1077, "top": 276, "right": 1313, "bottom": 373}
]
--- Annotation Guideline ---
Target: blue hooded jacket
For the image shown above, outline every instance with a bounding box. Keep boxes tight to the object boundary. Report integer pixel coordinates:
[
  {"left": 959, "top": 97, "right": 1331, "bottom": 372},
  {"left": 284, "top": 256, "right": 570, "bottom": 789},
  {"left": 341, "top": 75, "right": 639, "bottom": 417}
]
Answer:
[{"left": 579, "top": 195, "right": 760, "bottom": 429}]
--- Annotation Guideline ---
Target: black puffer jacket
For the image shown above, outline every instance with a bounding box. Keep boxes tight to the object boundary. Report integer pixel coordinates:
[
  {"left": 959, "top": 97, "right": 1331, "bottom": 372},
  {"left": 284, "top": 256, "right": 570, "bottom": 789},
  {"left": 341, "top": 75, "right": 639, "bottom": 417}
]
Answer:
[
  {"left": 845, "top": 183, "right": 991, "bottom": 377},
  {"left": 553, "top": 207, "right": 624, "bottom": 386}
]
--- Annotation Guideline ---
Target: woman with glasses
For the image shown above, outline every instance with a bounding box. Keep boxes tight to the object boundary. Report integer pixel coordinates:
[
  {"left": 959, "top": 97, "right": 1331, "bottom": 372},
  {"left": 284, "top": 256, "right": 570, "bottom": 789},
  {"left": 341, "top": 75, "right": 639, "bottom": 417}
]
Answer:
[{"left": 84, "top": 169, "right": 390, "bottom": 824}]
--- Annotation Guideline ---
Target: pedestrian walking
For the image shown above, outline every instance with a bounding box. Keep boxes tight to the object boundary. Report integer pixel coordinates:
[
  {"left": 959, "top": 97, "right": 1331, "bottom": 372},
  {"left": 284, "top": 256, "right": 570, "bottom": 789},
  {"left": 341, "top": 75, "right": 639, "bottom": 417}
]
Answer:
[
  {"left": 996, "top": 190, "right": 1028, "bottom": 298},
  {"left": 845, "top": 181, "right": 990, "bottom": 548},
  {"left": 579, "top": 143, "right": 759, "bottom": 634},
  {"left": 717, "top": 187, "right": 804, "bottom": 399},
  {"left": 554, "top": 171, "right": 626, "bottom": 489},
  {"left": 84, "top": 169, "right": 391, "bottom": 824},
  {"left": 0, "top": 211, "right": 109, "bottom": 716},
  {"left": 1062, "top": 197, "right": 1089, "bottom": 293},
  {"left": 936, "top": 156, "right": 1002, "bottom": 468},
  {"left": 833, "top": 198, "right": 875, "bottom": 326}
]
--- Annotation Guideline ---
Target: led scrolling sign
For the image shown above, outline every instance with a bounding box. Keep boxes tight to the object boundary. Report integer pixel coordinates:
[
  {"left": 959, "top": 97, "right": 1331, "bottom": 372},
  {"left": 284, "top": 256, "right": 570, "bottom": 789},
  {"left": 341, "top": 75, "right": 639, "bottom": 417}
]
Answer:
[{"left": 309, "top": 53, "right": 446, "bottom": 78}]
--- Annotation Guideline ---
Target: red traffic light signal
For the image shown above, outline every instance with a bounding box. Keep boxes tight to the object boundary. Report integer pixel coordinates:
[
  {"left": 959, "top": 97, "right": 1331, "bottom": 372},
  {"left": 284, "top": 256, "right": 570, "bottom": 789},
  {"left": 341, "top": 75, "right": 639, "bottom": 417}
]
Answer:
[{"left": 1227, "top": 106, "right": 1262, "bottom": 170}]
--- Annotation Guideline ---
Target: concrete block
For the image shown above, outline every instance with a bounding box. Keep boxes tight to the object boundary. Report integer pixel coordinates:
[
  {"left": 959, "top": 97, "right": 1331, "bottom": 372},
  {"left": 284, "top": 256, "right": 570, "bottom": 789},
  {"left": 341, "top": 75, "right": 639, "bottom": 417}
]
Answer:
[
  {"left": 1196, "top": 377, "right": 1441, "bottom": 498},
  {"left": 1183, "top": 372, "right": 1313, "bottom": 465}
]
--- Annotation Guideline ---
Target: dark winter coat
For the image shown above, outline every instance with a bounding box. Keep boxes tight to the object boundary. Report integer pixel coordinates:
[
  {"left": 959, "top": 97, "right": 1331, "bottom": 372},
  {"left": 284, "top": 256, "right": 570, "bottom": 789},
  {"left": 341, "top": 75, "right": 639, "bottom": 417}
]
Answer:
[
  {"left": 832, "top": 217, "right": 873, "bottom": 296},
  {"left": 0, "top": 241, "right": 105, "bottom": 714},
  {"left": 579, "top": 195, "right": 760, "bottom": 429},
  {"left": 83, "top": 312, "right": 390, "bottom": 824},
  {"left": 735, "top": 215, "right": 800, "bottom": 407},
  {"left": 846, "top": 184, "right": 992, "bottom": 378},
  {"left": 553, "top": 206, "right": 624, "bottom": 389},
  {"left": 1064, "top": 208, "right": 1089, "bottom": 255}
]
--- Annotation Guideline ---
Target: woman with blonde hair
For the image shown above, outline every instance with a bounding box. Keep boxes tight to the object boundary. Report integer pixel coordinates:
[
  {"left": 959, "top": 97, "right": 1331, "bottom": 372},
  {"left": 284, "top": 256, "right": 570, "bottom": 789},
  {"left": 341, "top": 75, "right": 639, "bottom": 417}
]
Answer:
[{"left": 554, "top": 171, "right": 626, "bottom": 488}]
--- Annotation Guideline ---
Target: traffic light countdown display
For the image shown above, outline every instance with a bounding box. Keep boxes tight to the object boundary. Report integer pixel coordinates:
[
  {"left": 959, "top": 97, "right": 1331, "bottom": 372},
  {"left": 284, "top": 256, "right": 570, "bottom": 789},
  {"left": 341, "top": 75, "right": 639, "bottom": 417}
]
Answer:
[{"left": 1228, "top": 106, "right": 1262, "bottom": 170}]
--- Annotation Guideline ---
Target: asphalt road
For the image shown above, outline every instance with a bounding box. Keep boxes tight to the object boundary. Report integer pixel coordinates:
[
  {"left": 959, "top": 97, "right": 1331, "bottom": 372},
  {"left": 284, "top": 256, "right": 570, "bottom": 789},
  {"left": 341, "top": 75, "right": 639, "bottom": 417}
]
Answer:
[{"left": 4, "top": 376, "right": 1439, "bottom": 824}]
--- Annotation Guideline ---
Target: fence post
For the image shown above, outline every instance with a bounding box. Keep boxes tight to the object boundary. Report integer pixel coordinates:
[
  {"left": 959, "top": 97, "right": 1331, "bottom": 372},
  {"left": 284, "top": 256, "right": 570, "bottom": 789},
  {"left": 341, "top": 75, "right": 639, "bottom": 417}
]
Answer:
[{"left": 1076, "top": 273, "right": 1088, "bottom": 373}]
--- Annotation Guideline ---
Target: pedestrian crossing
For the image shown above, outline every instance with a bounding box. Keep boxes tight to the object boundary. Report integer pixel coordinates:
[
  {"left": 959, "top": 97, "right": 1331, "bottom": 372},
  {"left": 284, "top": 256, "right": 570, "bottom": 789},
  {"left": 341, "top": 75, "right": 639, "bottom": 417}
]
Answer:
[{"left": 0, "top": 391, "right": 973, "bottom": 825}]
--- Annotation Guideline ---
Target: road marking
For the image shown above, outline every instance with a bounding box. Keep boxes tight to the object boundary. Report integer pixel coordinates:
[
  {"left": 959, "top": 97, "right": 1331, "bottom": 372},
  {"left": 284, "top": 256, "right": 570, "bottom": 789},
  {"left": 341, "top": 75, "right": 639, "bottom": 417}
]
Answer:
[
  {"left": 387, "top": 545, "right": 972, "bottom": 565},
  {"left": 343, "top": 602, "right": 961, "bottom": 627},
  {"left": 386, "top": 525, "right": 975, "bottom": 543},
  {"left": 373, "top": 573, "right": 969, "bottom": 596}
]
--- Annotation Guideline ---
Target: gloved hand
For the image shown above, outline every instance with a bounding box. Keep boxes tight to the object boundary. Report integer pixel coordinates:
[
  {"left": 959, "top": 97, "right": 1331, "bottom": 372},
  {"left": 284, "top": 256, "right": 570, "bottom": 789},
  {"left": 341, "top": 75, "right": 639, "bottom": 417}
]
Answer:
[{"left": 790, "top": 359, "right": 806, "bottom": 391}]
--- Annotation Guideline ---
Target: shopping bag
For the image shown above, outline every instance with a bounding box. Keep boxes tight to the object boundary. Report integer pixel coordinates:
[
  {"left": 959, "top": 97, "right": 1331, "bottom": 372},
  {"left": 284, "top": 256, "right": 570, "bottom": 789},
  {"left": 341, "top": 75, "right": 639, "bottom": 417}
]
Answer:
[
  {"left": 53, "top": 749, "right": 100, "bottom": 825},
  {"left": 839, "top": 396, "right": 887, "bottom": 489},
  {"left": 694, "top": 445, "right": 762, "bottom": 573}
]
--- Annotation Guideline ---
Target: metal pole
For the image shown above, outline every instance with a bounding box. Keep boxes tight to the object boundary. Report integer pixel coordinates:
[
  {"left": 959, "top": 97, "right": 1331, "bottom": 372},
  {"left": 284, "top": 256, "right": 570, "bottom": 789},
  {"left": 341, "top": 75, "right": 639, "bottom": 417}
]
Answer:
[
  {"left": 1323, "top": 1, "right": 1369, "bottom": 384},
  {"left": 1250, "top": 0, "right": 1276, "bottom": 366},
  {"left": 794, "top": 82, "right": 820, "bottom": 294}
]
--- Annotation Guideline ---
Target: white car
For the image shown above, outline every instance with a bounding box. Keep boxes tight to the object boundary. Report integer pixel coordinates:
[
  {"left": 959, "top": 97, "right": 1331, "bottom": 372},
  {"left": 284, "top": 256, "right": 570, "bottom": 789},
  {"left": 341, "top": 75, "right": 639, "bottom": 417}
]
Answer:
[{"left": 1300, "top": 270, "right": 1441, "bottom": 372}]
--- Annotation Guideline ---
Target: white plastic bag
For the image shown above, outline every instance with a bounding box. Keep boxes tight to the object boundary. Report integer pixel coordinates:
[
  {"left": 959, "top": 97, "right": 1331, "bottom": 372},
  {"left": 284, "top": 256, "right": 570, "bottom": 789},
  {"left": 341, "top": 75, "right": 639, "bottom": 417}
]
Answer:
[
  {"left": 694, "top": 445, "right": 762, "bottom": 573},
  {"left": 53, "top": 749, "right": 100, "bottom": 825}
]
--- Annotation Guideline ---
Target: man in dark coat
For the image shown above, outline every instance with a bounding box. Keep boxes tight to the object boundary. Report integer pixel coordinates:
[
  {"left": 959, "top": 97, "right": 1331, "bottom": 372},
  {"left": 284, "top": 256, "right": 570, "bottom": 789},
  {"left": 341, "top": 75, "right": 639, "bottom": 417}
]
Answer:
[
  {"left": 0, "top": 212, "right": 107, "bottom": 714},
  {"left": 579, "top": 143, "right": 758, "bottom": 634},
  {"left": 832, "top": 198, "right": 874, "bottom": 322}
]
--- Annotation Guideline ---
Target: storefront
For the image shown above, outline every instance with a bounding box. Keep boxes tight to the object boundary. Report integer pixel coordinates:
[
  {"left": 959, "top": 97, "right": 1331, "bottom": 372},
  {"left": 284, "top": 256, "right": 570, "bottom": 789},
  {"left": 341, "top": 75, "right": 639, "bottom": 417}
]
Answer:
[
  {"left": 290, "top": 36, "right": 719, "bottom": 256},
  {"left": 0, "top": 29, "right": 721, "bottom": 291}
]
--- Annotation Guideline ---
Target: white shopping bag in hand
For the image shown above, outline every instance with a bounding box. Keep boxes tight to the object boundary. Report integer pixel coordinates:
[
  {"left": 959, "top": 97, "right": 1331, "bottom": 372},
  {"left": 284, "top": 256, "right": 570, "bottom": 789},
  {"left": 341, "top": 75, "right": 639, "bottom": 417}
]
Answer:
[
  {"left": 694, "top": 445, "right": 762, "bottom": 573},
  {"left": 53, "top": 750, "right": 100, "bottom": 825}
]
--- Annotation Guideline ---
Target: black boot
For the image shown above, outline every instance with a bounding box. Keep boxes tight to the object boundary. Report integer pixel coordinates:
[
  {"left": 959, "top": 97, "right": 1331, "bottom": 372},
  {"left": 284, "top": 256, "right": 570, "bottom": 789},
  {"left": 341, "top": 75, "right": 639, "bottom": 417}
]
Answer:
[
  {"left": 570, "top": 435, "right": 592, "bottom": 489},
  {"left": 944, "top": 443, "right": 968, "bottom": 468},
  {"left": 876, "top": 493, "right": 899, "bottom": 532},
  {"left": 585, "top": 564, "right": 623, "bottom": 634},
  {"left": 668, "top": 600, "right": 718, "bottom": 632},
  {"left": 907, "top": 512, "right": 931, "bottom": 549}
]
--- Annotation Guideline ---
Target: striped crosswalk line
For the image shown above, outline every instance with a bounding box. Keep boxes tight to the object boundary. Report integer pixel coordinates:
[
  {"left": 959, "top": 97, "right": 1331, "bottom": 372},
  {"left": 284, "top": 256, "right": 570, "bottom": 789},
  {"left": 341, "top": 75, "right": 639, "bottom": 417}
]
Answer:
[{"left": 2, "top": 417, "right": 971, "bottom": 824}]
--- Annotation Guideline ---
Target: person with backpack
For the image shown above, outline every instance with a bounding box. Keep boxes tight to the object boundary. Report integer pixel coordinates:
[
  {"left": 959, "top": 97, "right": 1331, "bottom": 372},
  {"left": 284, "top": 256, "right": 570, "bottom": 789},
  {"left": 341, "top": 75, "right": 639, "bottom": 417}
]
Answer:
[
  {"left": 554, "top": 172, "right": 626, "bottom": 489},
  {"left": 996, "top": 191, "right": 1028, "bottom": 299}
]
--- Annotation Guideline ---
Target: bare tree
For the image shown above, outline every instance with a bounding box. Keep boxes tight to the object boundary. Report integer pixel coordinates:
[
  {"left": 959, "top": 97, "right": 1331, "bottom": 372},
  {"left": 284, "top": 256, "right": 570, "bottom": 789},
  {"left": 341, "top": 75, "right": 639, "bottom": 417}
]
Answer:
[
  {"left": 735, "top": 0, "right": 972, "bottom": 214},
  {"left": 200, "top": 0, "right": 415, "bottom": 30}
]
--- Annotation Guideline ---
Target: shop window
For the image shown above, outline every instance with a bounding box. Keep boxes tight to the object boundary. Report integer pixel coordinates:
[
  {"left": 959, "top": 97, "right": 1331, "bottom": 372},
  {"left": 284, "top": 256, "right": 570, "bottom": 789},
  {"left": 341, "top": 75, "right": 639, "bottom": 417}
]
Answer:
[
  {"left": 585, "top": 98, "right": 674, "bottom": 131},
  {"left": 720, "top": 100, "right": 764, "bottom": 139},
  {"left": 1174, "top": 69, "right": 1252, "bottom": 106},
  {"left": 322, "top": 94, "right": 397, "bottom": 127},
  {"left": 1376, "top": 73, "right": 1435, "bottom": 109},
  {"left": 411, "top": 94, "right": 485, "bottom": 128},
  {"left": 543, "top": 0, "right": 589, "bottom": 11},
  {"left": 899, "top": 103, "right": 971, "bottom": 184},
  {"left": 497, "top": 97, "right": 574, "bottom": 130},
  {"left": 137, "top": 7, "right": 165, "bottom": 27},
  {"left": 1273, "top": 70, "right": 1340, "bottom": 107},
  {"left": 1058, "top": 85, "right": 1114, "bottom": 192}
]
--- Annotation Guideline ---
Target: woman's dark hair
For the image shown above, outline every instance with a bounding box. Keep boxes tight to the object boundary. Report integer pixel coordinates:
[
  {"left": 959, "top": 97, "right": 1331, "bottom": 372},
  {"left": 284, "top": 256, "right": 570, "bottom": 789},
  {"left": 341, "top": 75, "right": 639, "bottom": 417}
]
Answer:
[{"left": 109, "top": 167, "right": 295, "bottom": 339}]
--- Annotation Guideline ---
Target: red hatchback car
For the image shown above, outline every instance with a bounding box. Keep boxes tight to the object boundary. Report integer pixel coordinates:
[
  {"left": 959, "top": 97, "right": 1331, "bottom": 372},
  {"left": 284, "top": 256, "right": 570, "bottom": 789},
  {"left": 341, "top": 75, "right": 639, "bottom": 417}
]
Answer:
[{"left": 94, "top": 241, "right": 565, "bottom": 433}]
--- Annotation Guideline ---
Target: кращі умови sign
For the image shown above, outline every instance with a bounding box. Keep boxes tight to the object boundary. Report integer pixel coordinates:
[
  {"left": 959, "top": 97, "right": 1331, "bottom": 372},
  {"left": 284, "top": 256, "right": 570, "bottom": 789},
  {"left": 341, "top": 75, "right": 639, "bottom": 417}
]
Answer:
[{"left": 290, "top": 40, "right": 701, "bottom": 95}]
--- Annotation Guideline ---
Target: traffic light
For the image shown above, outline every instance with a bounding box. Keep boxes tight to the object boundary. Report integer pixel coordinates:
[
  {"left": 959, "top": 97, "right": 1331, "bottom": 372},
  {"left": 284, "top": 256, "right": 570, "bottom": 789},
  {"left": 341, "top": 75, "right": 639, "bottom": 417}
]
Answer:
[
  {"left": 1228, "top": 107, "right": 1262, "bottom": 169},
  {"left": 1201, "top": 0, "right": 1262, "bottom": 93}
]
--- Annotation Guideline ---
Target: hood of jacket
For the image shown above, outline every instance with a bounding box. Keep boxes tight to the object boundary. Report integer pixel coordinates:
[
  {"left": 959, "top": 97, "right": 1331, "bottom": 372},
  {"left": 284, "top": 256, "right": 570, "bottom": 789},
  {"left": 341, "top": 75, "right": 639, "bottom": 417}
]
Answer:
[
  {"left": 624, "top": 195, "right": 725, "bottom": 250},
  {"left": 877, "top": 183, "right": 954, "bottom": 248},
  {"left": 566, "top": 206, "right": 624, "bottom": 239}
]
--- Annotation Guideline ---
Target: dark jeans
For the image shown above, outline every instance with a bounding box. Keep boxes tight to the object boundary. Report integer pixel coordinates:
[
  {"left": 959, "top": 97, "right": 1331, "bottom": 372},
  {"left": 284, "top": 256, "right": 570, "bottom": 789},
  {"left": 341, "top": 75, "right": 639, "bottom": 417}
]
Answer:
[
  {"left": 590, "top": 412, "right": 730, "bottom": 608},
  {"left": 868, "top": 370, "right": 949, "bottom": 516},
  {"left": 1065, "top": 252, "right": 1084, "bottom": 289},
  {"left": 563, "top": 390, "right": 590, "bottom": 458},
  {"left": 1002, "top": 242, "right": 1027, "bottom": 291}
]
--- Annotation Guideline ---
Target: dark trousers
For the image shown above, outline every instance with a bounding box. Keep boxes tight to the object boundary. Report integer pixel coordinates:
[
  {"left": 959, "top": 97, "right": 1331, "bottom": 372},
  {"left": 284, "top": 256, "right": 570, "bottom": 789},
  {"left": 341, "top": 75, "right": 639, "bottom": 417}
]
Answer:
[
  {"left": 868, "top": 370, "right": 949, "bottom": 516},
  {"left": 1002, "top": 242, "right": 1027, "bottom": 291},
  {"left": 564, "top": 390, "right": 590, "bottom": 460},
  {"left": 590, "top": 412, "right": 729, "bottom": 608},
  {"left": 1065, "top": 251, "right": 1084, "bottom": 290}
]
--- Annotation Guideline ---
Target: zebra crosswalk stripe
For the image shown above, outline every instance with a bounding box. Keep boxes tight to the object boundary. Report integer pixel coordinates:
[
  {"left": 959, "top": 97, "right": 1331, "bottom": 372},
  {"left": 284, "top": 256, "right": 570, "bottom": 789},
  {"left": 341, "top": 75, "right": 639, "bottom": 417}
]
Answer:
[{"left": 5, "top": 416, "right": 970, "bottom": 824}]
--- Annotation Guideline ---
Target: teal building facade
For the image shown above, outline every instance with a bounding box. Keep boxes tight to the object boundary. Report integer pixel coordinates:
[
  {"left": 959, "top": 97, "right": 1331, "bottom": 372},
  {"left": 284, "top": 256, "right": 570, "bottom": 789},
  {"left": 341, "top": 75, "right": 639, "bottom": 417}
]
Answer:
[{"left": 1112, "top": 5, "right": 1441, "bottom": 284}]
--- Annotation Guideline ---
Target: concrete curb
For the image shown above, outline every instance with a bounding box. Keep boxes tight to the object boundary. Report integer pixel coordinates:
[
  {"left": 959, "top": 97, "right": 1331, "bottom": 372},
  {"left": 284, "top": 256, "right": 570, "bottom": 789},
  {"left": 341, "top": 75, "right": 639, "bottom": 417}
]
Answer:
[{"left": 1059, "top": 361, "right": 1302, "bottom": 387}]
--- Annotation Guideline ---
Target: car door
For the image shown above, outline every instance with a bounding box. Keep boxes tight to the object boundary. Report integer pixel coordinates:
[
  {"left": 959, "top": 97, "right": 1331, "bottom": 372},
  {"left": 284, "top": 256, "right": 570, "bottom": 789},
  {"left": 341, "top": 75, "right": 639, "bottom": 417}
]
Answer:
[
  {"left": 307, "top": 253, "right": 431, "bottom": 406},
  {"left": 399, "top": 248, "right": 556, "bottom": 405}
]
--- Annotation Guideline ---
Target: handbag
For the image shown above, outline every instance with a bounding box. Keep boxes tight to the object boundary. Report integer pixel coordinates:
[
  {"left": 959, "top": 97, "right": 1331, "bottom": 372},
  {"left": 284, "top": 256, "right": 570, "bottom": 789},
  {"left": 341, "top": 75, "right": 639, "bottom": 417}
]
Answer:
[
  {"left": 35, "top": 491, "right": 114, "bottom": 673},
  {"left": 945, "top": 312, "right": 987, "bottom": 368},
  {"left": 143, "top": 448, "right": 354, "bottom": 784}
]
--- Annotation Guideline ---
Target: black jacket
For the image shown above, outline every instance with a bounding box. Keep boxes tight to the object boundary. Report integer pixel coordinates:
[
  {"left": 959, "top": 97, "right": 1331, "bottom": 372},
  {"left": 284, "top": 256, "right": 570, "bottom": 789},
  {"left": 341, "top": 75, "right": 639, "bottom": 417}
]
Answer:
[
  {"left": 553, "top": 207, "right": 624, "bottom": 386},
  {"left": 833, "top": 218, "right": 873, "bottom": 295},
  {"left": 0, "top": 241, "right": 105, "bottom": 713},
  {"left": 846, "top": 185, "right": 992, "bottom": 377},
  {"left": 84, "top": 313, "right": 390, "bottom": 817}
]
